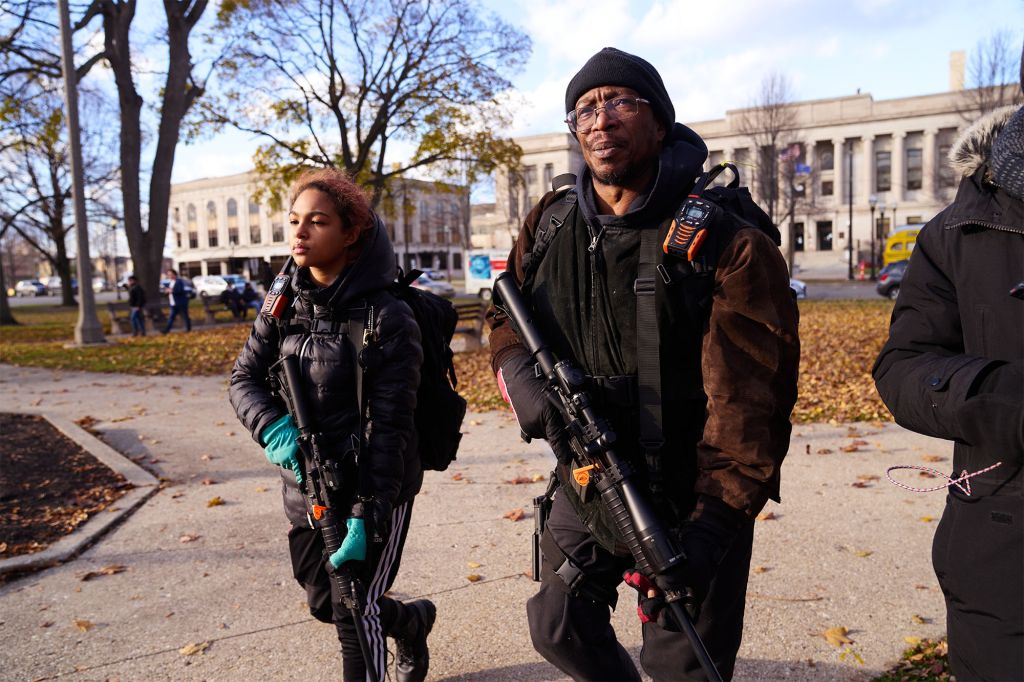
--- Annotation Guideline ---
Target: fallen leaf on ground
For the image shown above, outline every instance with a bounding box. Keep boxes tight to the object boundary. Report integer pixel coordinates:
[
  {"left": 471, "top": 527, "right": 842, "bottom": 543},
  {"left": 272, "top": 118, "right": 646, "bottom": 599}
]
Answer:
[
  {"left": 179, "top": 641, "right": 209, "bottom": 656},
  {"left": 467, "top": 562, "right": 481, "bottom": 569},
  {"left": 919, "top": 516, "right": 935, "bottom": 522},
  {"left": 255, "top": 486, "right": 268, "bottom": 493},
  {"left": 468, "top": 419, "right": 482, "bottom": 426},
  {"left": 840, "top": 444, "right": 860, "bottom": 452},
  {"left": 904, "top": 635, "right": 922, "bottom": 645},
  {"left": 820, "top": 626, "right": 853, "bottom": 647},
  {"left": 805, "top": 444, "right": 811, "bottom": 454},
  {"left": 466, "top": 574, "right": 482, "bottom": 582},
  {"left": 200, "top": 454, "right": 214, "bottom": 461},
  {"left": 451, "top": 472, "right": 464, "bottom": 481},
  {"left": 73, "top": 619, "right": 95, "bottom": 632},
  {"left": 200, "top": 478, "right": 217, "bottom": 486},
  {"left": 206, "top": 496, "right": 225, "bottom": 507},
  {"left": 531, "top": 473, "right": 545, "bottom": 482},
  {"left": 850, "top": 439, "right": 868, "bottom": 446},
  {"left": 756, "top": 511, "right": 776, "bottom": 521},
  {"left": 911, "top": 614, "right": 929, "bottom": 624},
  {"left": 752, "top": 566, "right": 770, "bottom": 574},
  {"left": 851, "top": 481, "right": 871, "bottom": 488},
  {"left": 179, "top": 534, "right": 200, "bottom": 543},
  {"left": 817, "top": 448, "right": 833, "bottom": 454},
  {"left": 921, "top": 454, "right": 945, "bottom": 462},
  {"left": 857, "top": 474, "right": 880, "bottom": 482},
  {"left": 79, "top": 564, "right": 127, "bottom": 581},
  {"left": 503, "top": 508, "right": 525, "bottom": 522},
  {"left": 853, "top": 550, "right": 873, "bottom": 558},
  {"left": 504, "top": 477, "right": 534, "bottom": 485}
]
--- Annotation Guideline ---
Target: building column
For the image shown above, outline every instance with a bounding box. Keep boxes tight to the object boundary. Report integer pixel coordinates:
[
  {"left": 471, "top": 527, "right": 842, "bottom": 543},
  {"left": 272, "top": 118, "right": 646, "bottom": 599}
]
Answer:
[
  {"left": 890, "top": 132, "right": 905, "bottom": 202},
  {"left": 832, "top": 138, "right": 846, "bottom": 204},
  {"left": 860, "top": 134, "right": 875, "bottom": 203},
  {"left": 922, "top": 128, "right": 938, "bottom": 200}
]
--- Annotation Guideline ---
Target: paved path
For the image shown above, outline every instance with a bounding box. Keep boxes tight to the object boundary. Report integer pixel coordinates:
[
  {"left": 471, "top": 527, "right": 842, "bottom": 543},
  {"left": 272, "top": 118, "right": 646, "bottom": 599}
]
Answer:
[{"left": 0, "top": 365, "right": 952, "bottom": 681}]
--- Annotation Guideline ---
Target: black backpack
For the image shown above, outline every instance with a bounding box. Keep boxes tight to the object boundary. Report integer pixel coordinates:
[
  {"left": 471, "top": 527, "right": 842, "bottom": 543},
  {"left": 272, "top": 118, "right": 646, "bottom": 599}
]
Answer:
[
  {"left": 273, "top": 265, "right": 466, "bottom": 472},
  {"left": 384, "top": 269, "right": 466, "bottom": 471}
]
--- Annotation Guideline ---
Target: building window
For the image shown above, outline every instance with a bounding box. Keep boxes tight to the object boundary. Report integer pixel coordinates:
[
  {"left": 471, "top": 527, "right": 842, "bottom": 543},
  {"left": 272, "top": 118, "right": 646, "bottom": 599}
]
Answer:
[
  {"left": 816, "top": 221, "right": 833, "bottom": 251},
  {"left": 187, "top": 204, "right": 198, "bottom": 249},
  {"left": 272, "top": 211, "right": 285, "bottom": 243},
  {"left": 906, "top": 148, "right": 923, "bottom": 190},
  {"left": 794, "top": 222, "right": 805, "bottom": 252},
  {"left": 819, "top": 150, "right": 834, "bottom": 171},
  {"left": 906, "top": 215, "right": 922, "bottom": 224},
  {"left": 248, "top": 199, "right": 261, "bottom": 244},
  {"left": 176, "top": 232, "right": 182, "bottom": 248},
  {"left": 524, "top": 165, "right": 538, "bottom": 193},
  {"left": 227, "top": 196, "right": 240, "bottom": 244},
  {"left": 206, "top": 200, "right": 219, "bottom": 247},
  {"left": 821, "top": 180, "right": 834, "bottom": 196},
  {"left": 938, "top": 144, "right": 956, "bottom": 188},
  {"left": 543, "top": 163, "right": 554, "bottom": 191},
  {"left": 875, "top": 151, "right": 891, "bottom": 192}
]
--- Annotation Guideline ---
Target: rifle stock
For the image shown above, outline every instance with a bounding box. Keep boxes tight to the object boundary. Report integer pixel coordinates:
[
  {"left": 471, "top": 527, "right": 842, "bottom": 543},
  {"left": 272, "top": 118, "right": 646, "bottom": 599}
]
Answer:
[{"left": 493, "top": 273, "right": 722, "bottom": 682}]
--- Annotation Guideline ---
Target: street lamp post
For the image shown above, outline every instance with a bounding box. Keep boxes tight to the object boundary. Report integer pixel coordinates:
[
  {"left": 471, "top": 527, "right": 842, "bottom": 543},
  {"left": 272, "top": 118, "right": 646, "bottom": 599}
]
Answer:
[
  {"left": 847, "top": 141, "right": 854, "bottom": 281},
  {"left": 891, "top": 201, "right": 898, "bottom": 231},
  {"left": 111, "top": 220, "right": 121, "bottom": 300},
  {"left": 868, "top": 194, "right": 877, "bottom": 281},
  {"left": 878, "top": 200, "right": 887, "bottom": 273},
  {"left": 442, "top": 225, "right": 452, "bottom": 281}
]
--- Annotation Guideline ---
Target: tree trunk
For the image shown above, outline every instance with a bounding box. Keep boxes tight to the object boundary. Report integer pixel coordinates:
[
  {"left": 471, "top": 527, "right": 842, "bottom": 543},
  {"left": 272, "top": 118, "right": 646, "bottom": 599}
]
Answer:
[{"left": 0, "top": 246, "right": 18, "bottom": 326}]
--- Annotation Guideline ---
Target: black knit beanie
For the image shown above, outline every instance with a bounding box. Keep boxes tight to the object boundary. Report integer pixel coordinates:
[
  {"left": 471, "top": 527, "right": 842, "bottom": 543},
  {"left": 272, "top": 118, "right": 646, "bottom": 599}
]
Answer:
[{"left": 565, "top": 47, "right": 675, "bottom": 129}]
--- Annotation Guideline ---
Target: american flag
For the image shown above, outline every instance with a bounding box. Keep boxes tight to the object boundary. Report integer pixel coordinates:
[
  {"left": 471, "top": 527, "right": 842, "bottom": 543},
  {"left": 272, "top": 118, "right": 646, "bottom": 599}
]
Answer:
[{"left": 778, "top": 143, "right": 801, "bottom": 162}]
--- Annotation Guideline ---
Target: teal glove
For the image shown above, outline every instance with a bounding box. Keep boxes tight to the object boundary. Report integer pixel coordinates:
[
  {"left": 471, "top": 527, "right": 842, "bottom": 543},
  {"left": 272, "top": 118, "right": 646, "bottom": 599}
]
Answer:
[
  {"left": 260, "top": 414, "right": 304, "bottom": 484},
  {"left": 328, "top": 517, "right": 367, "bottom": 569}
]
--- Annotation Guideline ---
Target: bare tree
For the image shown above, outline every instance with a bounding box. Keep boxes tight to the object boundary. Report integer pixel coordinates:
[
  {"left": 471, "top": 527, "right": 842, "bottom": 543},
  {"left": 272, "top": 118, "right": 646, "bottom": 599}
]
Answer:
[
  {"left": 2, "top": 0, "right": 214, "bottom": 303},
  {"left": 959, "top": 29, "right": 1024, "bottom": 120},
  {"left": 738, "top": 72, "right": 799, "bottom": 226},
  {"left": 206, "top": 0, "right": 528, "bottom": 208}
]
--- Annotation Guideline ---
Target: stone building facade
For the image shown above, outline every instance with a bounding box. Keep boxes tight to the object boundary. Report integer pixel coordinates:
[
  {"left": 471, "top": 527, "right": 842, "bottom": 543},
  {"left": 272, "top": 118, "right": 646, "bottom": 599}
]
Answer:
[
  {"left": 471, "top": 89, "right": 993, "bottom": 276},
  {"left": 168, "top": 172, "right": 468, "bottom": 286}
]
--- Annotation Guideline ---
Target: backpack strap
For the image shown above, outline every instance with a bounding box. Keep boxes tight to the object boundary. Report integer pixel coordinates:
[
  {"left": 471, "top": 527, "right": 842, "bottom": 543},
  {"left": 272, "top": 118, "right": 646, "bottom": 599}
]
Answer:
[
  {"left": 635, "top": 225, "right": 668, "bottom": 497},
  {"left": 521, "top": 174, "right": 578, "bottom": 288}
]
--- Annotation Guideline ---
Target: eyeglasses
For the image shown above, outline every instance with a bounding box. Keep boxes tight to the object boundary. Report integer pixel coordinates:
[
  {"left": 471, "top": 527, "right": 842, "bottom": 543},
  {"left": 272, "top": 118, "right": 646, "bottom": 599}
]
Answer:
[{"left": 565, "top": 96, "right": 650, "bottom": 134}]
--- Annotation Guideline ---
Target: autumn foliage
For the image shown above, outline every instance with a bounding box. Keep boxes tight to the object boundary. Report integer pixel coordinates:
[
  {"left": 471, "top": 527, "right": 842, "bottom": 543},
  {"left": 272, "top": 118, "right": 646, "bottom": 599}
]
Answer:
[{"left": 0, "top": 299, "right": 895, "bottom": 423}]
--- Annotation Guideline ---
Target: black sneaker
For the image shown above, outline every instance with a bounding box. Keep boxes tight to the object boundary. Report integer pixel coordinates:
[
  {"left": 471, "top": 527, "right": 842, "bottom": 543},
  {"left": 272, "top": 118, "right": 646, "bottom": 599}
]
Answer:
[{"left": 395, "top": 599, "right": 436, "bottom": 682}]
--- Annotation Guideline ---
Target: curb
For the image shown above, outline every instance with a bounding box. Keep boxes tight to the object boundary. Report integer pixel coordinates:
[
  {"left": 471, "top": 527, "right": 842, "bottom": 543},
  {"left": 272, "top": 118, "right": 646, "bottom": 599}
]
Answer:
[{"left": 0, "top": 411, "right": 160, "bottom": 577}]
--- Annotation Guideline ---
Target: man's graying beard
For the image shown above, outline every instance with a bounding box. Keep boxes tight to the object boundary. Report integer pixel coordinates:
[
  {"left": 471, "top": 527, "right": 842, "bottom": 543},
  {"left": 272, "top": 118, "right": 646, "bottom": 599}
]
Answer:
[{"left": 592, "top": 163, "right": 642, "bottom": 187}]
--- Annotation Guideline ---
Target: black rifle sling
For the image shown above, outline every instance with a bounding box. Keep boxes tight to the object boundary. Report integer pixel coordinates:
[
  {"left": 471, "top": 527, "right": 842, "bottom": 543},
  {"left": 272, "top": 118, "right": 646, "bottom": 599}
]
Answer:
[{"left": 636, "top": 226, "right": 666, "bottom": 495}]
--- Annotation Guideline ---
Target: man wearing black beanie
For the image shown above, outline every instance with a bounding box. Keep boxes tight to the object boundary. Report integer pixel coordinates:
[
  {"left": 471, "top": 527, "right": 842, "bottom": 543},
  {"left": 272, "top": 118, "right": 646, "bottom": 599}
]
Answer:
[{"left": 488, "top": 47, "right": 799, "bottom": 680}]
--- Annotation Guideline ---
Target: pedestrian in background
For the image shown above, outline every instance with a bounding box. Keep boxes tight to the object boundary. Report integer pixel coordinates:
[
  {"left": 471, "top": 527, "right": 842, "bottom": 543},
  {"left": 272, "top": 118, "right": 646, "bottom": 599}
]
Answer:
[
  {"left": 162, "top": 269, "right": 191, "bottom": 333},
  {"left": 873, "top": 51, "right": 1024, "bottom": 681},
  {"left": 126, "top": 275, "right": 146, "bottom": 336}
]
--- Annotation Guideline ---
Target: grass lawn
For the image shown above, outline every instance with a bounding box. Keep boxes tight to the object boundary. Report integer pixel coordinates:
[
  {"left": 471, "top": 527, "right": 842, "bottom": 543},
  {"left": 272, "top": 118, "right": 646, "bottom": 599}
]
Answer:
[{"left": 0, "top": 298, "right": 896, "bottom": 423}]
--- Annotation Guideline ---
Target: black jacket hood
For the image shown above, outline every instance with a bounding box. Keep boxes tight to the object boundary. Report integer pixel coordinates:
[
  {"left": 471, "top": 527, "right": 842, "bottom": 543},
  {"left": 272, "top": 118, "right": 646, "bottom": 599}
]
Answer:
[
  {"left": 293, "top": 213, "right": 397, "bottom": 309},
  {"left": 577, "top": 121, "right": 708, "bottom": 228}
]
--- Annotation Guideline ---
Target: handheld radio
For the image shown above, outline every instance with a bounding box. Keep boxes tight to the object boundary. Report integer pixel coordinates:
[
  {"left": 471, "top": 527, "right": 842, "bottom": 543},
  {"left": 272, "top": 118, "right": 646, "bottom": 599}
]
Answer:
[{"left": 260, "top": 257, "right": 295, "bottom": 319}]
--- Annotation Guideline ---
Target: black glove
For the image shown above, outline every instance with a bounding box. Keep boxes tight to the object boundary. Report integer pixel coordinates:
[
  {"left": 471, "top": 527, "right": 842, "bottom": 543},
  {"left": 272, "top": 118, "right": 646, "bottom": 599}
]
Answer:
[
  {"left": 351, "top": 496, "right": 393, "bottom": 545},
  {"left": 623, "top": 569, "right": 679, "bottom": 631},
  {"left": 498, "top": 348, "right": 564, "bottom": 445},
  {"left": 958, "top": 360, "right": 1024, "bottom": 466},
  {"left": 654, "top": 496, "right": 745, "bottom": 623}
]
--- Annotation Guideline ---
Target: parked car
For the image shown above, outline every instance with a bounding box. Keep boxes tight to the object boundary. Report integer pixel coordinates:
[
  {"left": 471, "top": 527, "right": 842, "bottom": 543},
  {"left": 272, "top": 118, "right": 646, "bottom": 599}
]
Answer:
[
  {"left": 876, "top": 260, "right": 908, "bottom": 300},
  {"left": 192, "top": 274, "right": 246, "bottom": 298},
  {"left": 14, "top": 279, "right": 48, "bottom": 297},
  {"left": 45, "top": 276, "right": 78, "bottom": 294},
  {"left": 420, "top": 268, "right": 448, "bottom": 281},
  {"left": 410, "top": 273, "right": 456, "bottom": 298},
  {"left": 789, "top": 278, "right": 808, "bottom": 300}
]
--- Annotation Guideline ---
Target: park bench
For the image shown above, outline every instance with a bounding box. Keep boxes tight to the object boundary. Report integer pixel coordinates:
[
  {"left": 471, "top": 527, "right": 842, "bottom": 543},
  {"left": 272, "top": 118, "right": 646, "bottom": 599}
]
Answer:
[
  {"left": 106, "top": 301, "right": 169, "bottom": 335},
  {"left": 452, "top": 299, "right": 487, "bottom": 350},
  {"left": 199, "top": 295, "right": 251, "bottom": 325}
]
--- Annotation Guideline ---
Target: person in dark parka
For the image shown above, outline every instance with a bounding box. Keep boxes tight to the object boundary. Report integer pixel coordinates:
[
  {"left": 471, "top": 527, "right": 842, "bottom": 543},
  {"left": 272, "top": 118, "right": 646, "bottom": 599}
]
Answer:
[
  {"left": 873, "top": 64, "right": 1024, "bottom": 680},
  {"left": 229, "top": 168, "right": 435, "bottom": 682}
]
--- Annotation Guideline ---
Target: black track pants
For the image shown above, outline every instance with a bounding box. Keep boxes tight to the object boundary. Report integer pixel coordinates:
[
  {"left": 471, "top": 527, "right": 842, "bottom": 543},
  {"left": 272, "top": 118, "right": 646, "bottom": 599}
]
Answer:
[
  {"left": 288, "top": 500, "right": 414, "bottom": 682},
  {"left": 932, "top": 484, "right": 1024, "bottom": 681},
  {"left": 527, "top": 491, "right": 753, "bottom": 681}
]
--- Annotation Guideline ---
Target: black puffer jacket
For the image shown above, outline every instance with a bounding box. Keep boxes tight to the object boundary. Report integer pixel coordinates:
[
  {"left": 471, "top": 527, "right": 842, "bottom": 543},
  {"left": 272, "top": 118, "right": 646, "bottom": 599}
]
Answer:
[
  {"left": 873, "top": 105, "right": 1024, "bottom": 489},
  {"left": 230, "top": 217, "right": 423, "bottom": 526}
]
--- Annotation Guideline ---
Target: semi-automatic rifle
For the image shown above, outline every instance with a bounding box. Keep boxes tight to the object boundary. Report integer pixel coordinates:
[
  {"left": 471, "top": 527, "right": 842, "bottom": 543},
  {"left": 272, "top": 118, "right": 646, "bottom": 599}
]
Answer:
[{"left": 494, "top": 272, "right": 722, "bottom": 682}]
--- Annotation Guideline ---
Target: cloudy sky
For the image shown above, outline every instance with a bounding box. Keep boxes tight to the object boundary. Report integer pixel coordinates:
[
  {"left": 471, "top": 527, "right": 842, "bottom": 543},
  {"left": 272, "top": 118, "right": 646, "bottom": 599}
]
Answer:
[{"left": 171, "top": 0, "right": 1022, "bottom": 184}]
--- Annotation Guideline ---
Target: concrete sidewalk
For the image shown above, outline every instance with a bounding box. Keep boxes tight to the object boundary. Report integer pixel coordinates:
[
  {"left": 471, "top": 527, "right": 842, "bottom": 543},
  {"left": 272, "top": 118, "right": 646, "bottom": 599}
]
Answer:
[{"left": 0, "top": 365, "right": 952, "bottom": 681}]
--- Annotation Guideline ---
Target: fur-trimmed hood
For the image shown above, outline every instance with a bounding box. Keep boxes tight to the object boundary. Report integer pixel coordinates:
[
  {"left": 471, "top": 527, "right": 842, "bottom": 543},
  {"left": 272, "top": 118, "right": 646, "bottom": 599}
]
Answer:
[{"left": 948, "top": 105, "right": 1019, "bottom": 178}]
